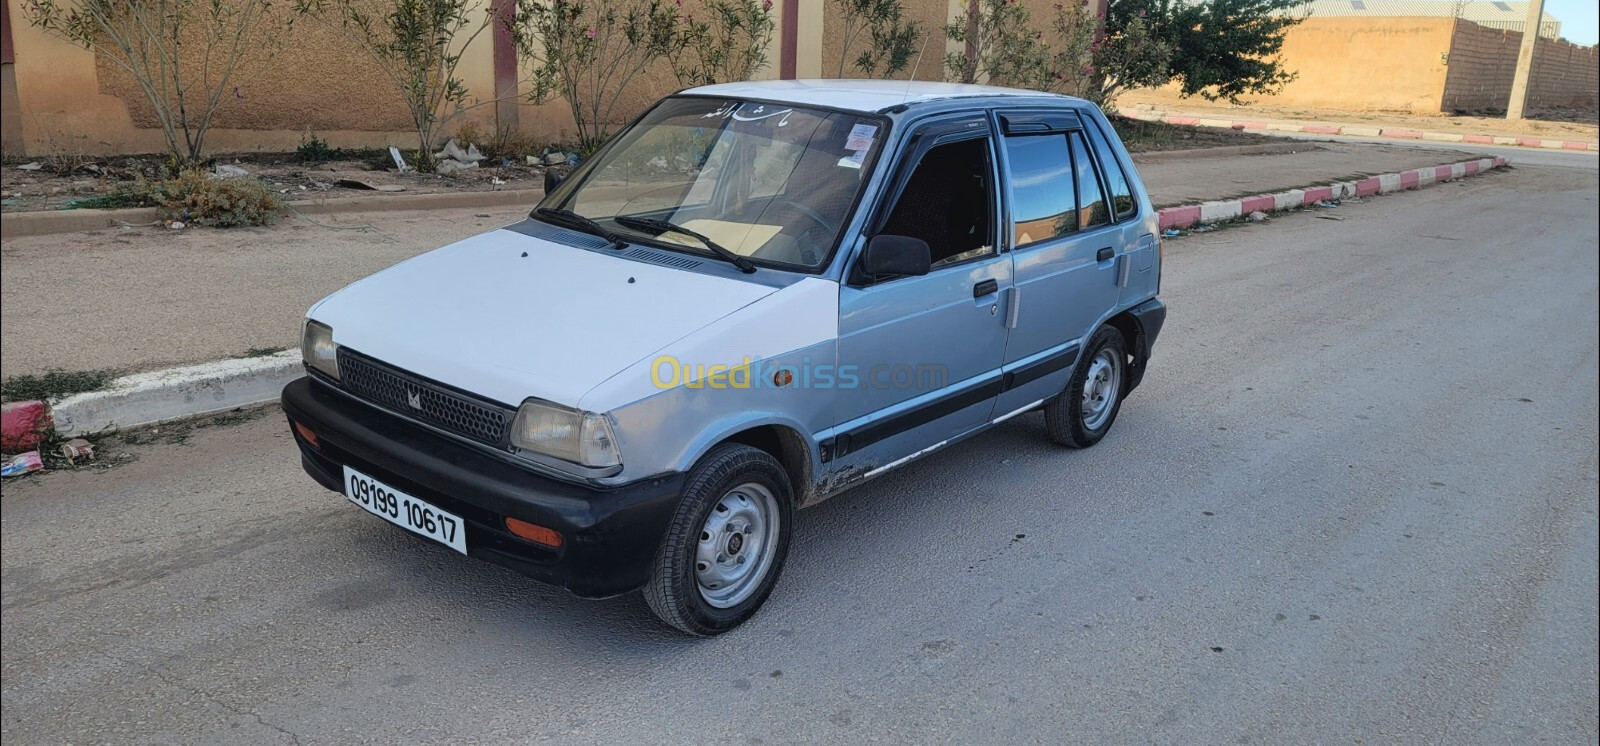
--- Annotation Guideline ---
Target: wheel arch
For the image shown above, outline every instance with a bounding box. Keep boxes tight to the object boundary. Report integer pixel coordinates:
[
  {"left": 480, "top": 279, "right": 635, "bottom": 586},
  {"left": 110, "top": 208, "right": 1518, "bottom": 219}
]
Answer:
[
  {"left": 1102, "top": 309, "right": 1150, "bottom": 392},
  {"left": 681, "top": 420, "right": 818, "bottom": 507}
]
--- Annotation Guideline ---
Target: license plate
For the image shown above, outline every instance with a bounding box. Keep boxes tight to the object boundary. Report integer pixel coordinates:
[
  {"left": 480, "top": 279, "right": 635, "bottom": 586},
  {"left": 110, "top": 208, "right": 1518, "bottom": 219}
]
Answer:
[{"left": 343, "top": 466, "right": 467, "bottom": 554}]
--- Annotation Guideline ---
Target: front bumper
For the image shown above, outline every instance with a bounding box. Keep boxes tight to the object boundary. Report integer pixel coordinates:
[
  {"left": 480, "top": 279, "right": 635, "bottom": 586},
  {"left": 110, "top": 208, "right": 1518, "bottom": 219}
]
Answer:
[{"left": 281, "top": 376, "right": 684, "bottom": 598}]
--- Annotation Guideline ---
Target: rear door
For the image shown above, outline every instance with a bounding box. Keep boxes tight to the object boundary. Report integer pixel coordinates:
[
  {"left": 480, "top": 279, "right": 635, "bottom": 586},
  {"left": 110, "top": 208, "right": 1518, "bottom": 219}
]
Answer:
[{"left": 991, "top": 109, "right": 1129, "bottom": 419}]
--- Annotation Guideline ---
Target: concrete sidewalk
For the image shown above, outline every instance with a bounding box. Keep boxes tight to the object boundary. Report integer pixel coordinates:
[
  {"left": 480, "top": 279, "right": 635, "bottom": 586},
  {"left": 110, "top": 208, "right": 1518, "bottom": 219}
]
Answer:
[
  {"left": 1123, "top": 108, "right": 1598, "bottom": 152},
  {"left": 0, "top": 141, "right": 1481, "bottom": 379}
]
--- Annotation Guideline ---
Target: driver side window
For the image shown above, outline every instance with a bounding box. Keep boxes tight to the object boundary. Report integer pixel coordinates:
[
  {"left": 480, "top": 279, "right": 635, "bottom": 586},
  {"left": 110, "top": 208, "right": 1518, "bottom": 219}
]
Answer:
[{"left": 879, "top": 137, "right": 996, "bottom": 270}]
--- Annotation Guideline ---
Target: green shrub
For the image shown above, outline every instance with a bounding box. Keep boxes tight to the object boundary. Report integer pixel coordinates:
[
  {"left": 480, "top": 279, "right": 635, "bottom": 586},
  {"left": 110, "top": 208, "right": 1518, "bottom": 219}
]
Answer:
[
  {"left": 155, "top": 170, "right": 284, "bottom": 227},
  {"left": 297, "top": 133, "right": 338, "bottom": 162}
]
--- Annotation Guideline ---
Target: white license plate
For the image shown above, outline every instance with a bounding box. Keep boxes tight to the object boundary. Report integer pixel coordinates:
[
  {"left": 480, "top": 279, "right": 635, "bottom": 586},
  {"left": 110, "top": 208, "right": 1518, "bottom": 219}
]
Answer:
[{"left": 343, "top": 466, "right": 467, "bottom": 554}]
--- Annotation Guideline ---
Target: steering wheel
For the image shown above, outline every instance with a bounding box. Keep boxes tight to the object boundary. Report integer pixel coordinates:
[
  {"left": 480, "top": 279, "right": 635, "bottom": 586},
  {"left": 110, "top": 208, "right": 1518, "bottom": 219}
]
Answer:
[{"left": 765, "top": 197, "right": 833, "bottom": 237}]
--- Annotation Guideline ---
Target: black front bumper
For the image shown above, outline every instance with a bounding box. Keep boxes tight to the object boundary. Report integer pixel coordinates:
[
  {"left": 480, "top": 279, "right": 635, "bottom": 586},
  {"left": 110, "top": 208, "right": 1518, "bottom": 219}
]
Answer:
[{"left": 281, "top": 376, "right": 684, "bottom": 598}]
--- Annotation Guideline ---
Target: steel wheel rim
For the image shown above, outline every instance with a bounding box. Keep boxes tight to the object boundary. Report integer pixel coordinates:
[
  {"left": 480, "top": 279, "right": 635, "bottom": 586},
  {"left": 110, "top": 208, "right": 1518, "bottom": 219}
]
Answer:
[
  {"left": 1080, "top": 349, "right": 1121, "bottom": 430},
  {"left": 695, "top": 482, "right": 780, "bottom": 609}
]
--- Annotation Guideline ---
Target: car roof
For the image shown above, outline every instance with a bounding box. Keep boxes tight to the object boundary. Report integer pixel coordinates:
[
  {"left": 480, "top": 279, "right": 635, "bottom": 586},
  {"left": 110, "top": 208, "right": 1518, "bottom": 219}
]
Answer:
[{"left": 681, "top": 79, "right": 1081, "bottom": 114}]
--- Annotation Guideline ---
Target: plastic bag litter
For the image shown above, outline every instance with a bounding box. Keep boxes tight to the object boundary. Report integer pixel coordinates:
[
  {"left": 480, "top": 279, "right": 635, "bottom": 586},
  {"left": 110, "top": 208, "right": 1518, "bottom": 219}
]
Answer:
[
  {"left": 1314, "top": 200, "right": 1338, "bottom": 208},
  {"left": 435, "top": 160, "right": 479, "bottom": 175},
  {"left": 212, "top": 164, "right": 250, "bottom": 178},
  {"left": 434, "top": 139, "right": 484, "bottom": 164},
  {"left": 2, "top": 451, "right": 44, "bottom": 477},
  {"left": 1162, "top": 229, "right": 1181, "bottom": 237},
  {"left": 433, "top": 139, "right": 485, "bottom": 175}
]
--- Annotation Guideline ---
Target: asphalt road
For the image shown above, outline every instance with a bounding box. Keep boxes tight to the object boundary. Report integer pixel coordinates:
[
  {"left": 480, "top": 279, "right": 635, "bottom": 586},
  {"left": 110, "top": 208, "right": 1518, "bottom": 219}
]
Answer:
[{"left": 3, "top": 163, "right": 1597, "bottom": 744}]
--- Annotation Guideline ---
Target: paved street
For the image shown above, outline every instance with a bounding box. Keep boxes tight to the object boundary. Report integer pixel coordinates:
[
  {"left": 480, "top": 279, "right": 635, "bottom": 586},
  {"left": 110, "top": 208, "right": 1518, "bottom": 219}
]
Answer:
[{"left": 3, "top": 162, "right": 1597, "bottom": 743}]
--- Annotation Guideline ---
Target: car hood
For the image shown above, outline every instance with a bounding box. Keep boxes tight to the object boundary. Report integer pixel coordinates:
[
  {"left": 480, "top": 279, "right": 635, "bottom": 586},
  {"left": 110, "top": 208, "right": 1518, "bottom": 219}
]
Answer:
[{"left": 309, "top": 227, "right": 777, "bottom": 407}]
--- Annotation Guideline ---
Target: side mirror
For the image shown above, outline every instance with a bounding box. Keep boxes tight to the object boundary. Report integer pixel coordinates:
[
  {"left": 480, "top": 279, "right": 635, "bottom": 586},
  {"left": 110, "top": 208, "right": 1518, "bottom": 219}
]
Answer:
[
  {"left": 543, "top": 167, "right": 568, "bottom": 193},
  {"left": 857, "top": 234, "right": 931, "bottom": 282}
]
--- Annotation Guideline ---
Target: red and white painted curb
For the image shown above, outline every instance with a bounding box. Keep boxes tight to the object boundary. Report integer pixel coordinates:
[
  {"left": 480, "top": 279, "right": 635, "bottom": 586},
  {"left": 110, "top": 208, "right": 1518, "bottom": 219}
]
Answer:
[
  {"left": 1129, "top": 112, "right": 1597, "bottom": 152},
  {"left": 1157, "top": 156, "right": 1510, "bottom": 230},
  {"left": 2, "top": 401, "right": 54, "bottom": 453}
]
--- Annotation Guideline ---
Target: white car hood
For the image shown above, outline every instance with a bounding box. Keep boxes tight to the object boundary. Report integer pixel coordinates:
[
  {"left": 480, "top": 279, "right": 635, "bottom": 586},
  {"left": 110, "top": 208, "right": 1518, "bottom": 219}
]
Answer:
[{"left": 309, "top": 227, "right": 777, "bottom": 407}]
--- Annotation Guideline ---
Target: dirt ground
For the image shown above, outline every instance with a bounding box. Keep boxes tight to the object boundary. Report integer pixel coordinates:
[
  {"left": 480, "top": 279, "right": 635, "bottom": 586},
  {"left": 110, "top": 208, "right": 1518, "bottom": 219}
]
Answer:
[
  {"left": 1109, "top": 116, "right": 1279, "bottom": 152},
  {"left": 1120, "top": 88, "right": 1600, "bottom": 142},
  {"left": 0, "top": 118, "right": 1276, "bottom": 214},
  {"left": 0, "top": 152, "right": 554, "bottom": 213}
]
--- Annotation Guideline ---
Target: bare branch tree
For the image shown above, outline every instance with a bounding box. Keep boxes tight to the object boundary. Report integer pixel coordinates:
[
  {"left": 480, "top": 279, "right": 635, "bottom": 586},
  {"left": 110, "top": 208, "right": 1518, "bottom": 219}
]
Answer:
[
  {"left": 516, "top": 0, "right": 681, "bottom": 153},
  {"left": 294, "top": 0, "right": 495, "bottom": 172},
  {"left": 832, "top": 0, "right": 921, "bottom": 78},
  {"left": 24, "top": 0, "right": 283, "bottom": 167}
]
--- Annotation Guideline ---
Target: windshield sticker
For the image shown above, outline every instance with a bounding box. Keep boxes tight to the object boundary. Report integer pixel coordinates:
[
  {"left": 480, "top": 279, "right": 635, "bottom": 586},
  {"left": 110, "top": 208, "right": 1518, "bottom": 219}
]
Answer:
[
  {"left": 702, "top": 102, "right": 793, "bottom": 126},
  {"left": 837, "top": 149, "right": 867, "bottom": 169},
  {"left": 702, "top": 101, "right": 739, "bottom": 119},
  {"left": 844, "top": 123, "right": 877, "bottom": 151}
]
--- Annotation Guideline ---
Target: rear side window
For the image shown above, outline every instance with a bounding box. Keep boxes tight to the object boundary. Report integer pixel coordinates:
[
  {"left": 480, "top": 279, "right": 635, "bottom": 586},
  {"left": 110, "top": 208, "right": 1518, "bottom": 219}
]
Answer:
[
  {"left": 1069, "top": 132, "right": 1110, "bottom": 230},
  {"left": 1003, "top": 134, "right": 1075, "bottom": 246},
  {"left": 1086, "top": 122, "right": 1136, "bottom": 219}
]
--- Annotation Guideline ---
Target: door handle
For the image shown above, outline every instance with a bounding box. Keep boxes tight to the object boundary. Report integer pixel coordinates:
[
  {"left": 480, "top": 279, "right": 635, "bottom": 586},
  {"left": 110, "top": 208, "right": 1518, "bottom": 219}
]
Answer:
[
  {"left": 1096, "top": 247, "right": 1115, "bottom": 262},
  {"left": 973, "top": 279, "right": 999, "bottom": 298}
]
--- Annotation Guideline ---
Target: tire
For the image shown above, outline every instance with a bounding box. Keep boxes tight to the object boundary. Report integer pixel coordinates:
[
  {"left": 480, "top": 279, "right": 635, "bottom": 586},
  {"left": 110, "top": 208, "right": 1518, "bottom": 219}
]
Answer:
[
  {"left": 1044, "top": 325, "right": 1128, "bottom": 449},
  {"left": 644, "top": 443, "right": 794, "bottom": 636}
]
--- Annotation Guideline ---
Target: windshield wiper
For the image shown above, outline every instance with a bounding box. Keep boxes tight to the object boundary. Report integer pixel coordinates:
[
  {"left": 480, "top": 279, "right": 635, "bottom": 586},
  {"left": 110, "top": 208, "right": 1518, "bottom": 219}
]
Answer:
[
  {"left": 532, "top": 207, "right": 626, "bottom": 249},
  {"left": 614, "top": 215, "right": 757, "bottom": 274}
]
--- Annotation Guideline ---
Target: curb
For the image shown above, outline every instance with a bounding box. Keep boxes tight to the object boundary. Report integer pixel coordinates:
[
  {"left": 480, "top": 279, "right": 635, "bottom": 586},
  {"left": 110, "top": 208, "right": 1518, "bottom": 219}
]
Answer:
[
  {"left": 0, "top": 188, "right": 543, "bottom": 241},
  {"left": 2, "top": 401, "right": 54, "bottom": 452},
  {"left": 1125, "top": 111, "right": 1598, "bottom": 153},
  {"left": 45, "top": 351, "right": 303, "bottom": 437},
  {"left": 1156, "top": 156, "right": 1509, "bottom": 230}
]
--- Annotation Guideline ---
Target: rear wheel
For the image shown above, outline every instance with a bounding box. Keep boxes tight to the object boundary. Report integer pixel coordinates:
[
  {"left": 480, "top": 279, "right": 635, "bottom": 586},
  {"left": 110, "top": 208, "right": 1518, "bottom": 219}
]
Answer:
[
  {"left": 644, "top": 444, "right": 793, "bottom": 636},
  {"left": 1044, "top": 325, "right": 1127, "bottom": 448}
]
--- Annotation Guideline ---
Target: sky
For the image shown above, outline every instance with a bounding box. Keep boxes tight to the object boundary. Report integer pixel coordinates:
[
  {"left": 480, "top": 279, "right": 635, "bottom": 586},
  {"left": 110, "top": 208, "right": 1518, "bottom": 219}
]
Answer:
[{"left": 1546, "top": 0, "right": 1599, "bottom": 45}]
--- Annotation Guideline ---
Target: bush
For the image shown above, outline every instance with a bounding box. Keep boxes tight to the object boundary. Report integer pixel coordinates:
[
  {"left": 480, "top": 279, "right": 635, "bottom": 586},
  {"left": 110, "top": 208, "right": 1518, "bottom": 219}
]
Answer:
[
  {"left": 673, "top": 0, "right": 776, "bottom": 86},
  {"left": 155, "top": 171, "right": 285, "bottom": 227},
  {"left": 297, "top": 133, "right": 338, "bottom": 162}
]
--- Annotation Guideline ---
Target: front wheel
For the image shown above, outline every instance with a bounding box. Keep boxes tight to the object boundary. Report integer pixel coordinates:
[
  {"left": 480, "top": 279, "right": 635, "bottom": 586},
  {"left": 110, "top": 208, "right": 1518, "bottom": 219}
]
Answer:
[
  {"left": 1044, "top": 325, "right": 1127, "bottom": 449},
  {"left": 644, "top": 444, "right": 793, "bottom": 636}
]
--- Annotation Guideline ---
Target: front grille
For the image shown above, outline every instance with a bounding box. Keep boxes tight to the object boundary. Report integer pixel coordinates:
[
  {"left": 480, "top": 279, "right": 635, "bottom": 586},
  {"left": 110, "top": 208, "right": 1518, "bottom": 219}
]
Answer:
[{"left": 337, "top": 349, "right": 515, "bottom": 447}]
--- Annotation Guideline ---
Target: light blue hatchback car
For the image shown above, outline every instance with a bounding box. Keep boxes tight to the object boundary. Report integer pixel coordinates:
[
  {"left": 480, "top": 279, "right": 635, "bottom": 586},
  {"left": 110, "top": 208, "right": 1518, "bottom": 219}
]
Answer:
[{"left": 284, "top": 80, "right": 1167, "bottom": 635}]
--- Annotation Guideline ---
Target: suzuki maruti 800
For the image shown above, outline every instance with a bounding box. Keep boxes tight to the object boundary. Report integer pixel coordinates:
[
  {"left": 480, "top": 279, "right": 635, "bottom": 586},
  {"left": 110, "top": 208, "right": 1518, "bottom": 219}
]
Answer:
[{"left": 284, "top": 80, "right": 1167, "bottom": 635}]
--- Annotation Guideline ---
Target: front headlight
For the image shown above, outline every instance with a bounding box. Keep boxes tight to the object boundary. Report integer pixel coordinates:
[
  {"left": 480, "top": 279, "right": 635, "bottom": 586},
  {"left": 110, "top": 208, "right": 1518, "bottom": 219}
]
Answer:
[
  {"left": 509, "top": 400, "right": 621, "bottom": 470},
  {"left": 302, "top": 319, "right": 340, "bottom": 380}
]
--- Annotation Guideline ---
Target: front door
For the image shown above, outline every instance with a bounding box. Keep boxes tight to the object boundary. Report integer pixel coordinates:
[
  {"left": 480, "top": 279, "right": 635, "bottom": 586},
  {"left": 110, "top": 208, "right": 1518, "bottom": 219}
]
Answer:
[{"left": 825, "top": 115, "right": 1011, "bottom": 483}]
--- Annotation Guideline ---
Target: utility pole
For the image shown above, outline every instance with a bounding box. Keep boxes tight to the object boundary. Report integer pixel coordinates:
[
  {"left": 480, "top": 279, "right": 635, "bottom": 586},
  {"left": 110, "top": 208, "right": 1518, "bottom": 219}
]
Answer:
[{"left": 1505, "top": 0, "right": 1546, "bottom": 120}]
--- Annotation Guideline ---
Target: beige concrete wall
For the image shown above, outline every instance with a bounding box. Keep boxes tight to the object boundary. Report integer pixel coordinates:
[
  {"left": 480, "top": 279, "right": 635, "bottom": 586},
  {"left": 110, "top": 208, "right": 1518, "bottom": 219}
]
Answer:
[
  {"left": 1442, "top": 20, "right": 1599, "bottom": 111},
  {"left": 1, "top": 0, "right": 807, "bottom": 156},
  {"left": 1267, "top": 17, "right": 1456, "bottom": 114},
  {"left": 4, "top": 0, "right": 461, "bottom": 154}
]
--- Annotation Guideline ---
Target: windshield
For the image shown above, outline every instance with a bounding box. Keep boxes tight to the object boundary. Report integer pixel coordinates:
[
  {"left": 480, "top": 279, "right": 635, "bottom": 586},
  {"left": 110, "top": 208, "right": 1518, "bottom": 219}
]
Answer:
[{"left": 543, "top": 97, "right": 886, "bottom": 271}]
